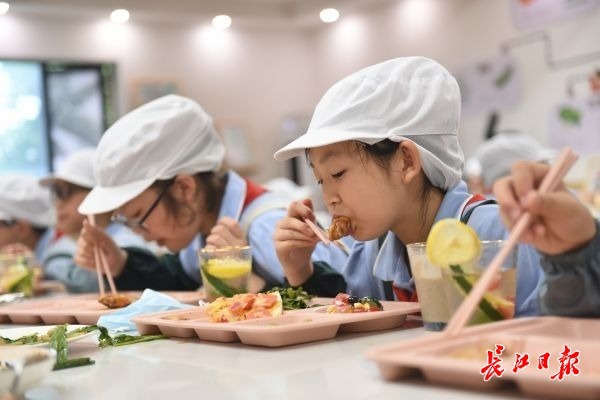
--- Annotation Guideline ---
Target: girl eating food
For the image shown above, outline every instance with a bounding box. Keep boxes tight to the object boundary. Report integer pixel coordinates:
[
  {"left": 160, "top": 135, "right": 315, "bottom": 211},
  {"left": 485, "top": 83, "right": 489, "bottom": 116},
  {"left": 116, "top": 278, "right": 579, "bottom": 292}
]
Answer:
[{"left": 273, "top": 57, "right": 544, "bottom": 318}]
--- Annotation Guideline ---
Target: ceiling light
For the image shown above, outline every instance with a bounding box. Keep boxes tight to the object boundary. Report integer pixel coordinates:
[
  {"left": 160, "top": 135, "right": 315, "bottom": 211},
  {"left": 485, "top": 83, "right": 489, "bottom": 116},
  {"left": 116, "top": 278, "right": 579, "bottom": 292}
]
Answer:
[
  {"left": 320, "top": 8, "right": 340, "bottom": 23},
  {"left": 110, "top": 9, "right": 130, "bottom": 24},
  {"left": 212, "top": 15, "right": 232, "bottom": 30},
  {"left": 0, "top": 2, "right": 10, "bottom": 15}
]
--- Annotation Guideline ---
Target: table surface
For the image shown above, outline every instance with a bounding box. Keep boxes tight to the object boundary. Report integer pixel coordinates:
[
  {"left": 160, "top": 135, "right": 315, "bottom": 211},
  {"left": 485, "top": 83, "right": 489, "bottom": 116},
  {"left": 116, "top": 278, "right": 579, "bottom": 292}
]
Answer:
[{"left": 1, "top": 319, "right": 535, "bottom": 400}]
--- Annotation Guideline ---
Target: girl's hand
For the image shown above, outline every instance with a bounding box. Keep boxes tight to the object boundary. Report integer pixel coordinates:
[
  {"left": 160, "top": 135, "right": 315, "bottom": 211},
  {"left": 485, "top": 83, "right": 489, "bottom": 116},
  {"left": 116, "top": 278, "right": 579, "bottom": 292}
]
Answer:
[
  {"left": 493, "top": 161, "right": 597, "bottom": 255},
  {"left": 74, "top": 219, "right": 128, "bottom": 276},
  {"left": 274, "top": 199, "right": 321, "bottom": 286},
  {"left": 205, "top": 217, "right": 247, "bottom": 249}
]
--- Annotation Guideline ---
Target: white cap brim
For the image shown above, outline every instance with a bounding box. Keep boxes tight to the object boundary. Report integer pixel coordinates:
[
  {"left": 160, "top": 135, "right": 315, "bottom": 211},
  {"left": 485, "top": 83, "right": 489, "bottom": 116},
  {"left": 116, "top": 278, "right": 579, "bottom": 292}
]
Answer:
[
  {"left": 0, "top": 210, "right": 11, "bottom": 220},
  {"left": 40, "top": 173, "right": 94, "bottom": 189},
  {"left": 274, "top": 129, "right": 385, "bottom": 161},
  {"left": 78, "top": 178, "right": 155, "bottom": 215}
]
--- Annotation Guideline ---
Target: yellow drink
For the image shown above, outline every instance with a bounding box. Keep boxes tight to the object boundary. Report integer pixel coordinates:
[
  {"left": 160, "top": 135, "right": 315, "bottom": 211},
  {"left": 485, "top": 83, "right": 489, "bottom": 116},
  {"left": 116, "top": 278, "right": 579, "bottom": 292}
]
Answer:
[{"left": 198, "top": 246, "right": 252, "bottom": 301}]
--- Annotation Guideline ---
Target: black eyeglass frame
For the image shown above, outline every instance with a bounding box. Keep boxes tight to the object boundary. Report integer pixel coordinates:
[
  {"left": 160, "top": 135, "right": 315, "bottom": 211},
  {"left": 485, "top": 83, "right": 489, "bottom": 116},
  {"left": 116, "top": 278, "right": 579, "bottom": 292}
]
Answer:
[{"left": 111, "top": 179, "right": 174, "bottom": 231}]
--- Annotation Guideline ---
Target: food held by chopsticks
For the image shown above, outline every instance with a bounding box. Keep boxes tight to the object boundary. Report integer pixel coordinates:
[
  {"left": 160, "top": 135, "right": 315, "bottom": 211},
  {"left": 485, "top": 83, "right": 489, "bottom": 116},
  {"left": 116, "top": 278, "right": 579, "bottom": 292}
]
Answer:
[
  {"left": 98, "top": 293, "right": 133, "bottom": 309},
  {"left": 328, "top": 216, "right": 352, "bottom": 240}
]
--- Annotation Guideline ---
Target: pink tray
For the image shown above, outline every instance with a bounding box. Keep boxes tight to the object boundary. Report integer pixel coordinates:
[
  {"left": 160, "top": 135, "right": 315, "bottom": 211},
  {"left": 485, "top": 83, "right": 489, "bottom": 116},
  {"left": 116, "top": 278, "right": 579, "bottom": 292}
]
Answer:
[
  {"left": 132, "top": 300, "right": 420, "bottom": 347},
  {"left": 0, "top": 291, "right": 204, "bottom": 325},
  {"left": 366, "top": 317, "right": 600, "bottom": 400}
]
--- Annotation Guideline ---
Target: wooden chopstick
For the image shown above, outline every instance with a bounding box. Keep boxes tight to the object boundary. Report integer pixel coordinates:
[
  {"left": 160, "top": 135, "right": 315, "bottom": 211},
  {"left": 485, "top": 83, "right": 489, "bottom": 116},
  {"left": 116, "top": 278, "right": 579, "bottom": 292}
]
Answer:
[
  {"left": 87, "top": 215, "right": 117, "bottom": 295},
  {"left": 444, "top": 147, "right": 579, "bottom": 338}
]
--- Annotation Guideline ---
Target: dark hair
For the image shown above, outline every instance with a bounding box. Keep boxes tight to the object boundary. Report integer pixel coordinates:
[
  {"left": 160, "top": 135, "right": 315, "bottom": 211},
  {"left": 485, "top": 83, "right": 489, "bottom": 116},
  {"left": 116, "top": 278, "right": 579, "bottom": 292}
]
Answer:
[
  {"left": 150, "top": 172, "right": 227, "bottom": 227},
  {"left": 355, "top": 139, "right": 443, "bottom": 224}
]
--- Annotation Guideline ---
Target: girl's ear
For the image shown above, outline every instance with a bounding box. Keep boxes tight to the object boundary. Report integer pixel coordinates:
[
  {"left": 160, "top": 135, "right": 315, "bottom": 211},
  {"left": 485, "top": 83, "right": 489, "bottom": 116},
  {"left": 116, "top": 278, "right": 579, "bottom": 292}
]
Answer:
[
  {"left": 399, "top": 141, "right": 422, "bottom": 184},
  {"left": 172, "top": 175, "right": 197, "bottom": 203}
]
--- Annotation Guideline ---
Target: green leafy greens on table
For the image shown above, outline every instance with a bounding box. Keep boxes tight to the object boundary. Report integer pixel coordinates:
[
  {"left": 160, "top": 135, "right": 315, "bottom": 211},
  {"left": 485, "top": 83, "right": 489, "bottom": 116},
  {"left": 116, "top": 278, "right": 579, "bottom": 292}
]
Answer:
[{"left": 0, "top": 324, "right": 167, "bottom": 370}]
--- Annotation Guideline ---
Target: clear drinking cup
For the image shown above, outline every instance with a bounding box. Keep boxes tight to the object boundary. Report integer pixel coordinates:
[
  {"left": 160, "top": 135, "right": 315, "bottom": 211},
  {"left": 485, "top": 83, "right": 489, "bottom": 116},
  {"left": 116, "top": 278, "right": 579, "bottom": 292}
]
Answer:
[
  {"left": 198, "top": 246, "right": 252, "bottom": 301},
  {"left": 407, "top": 243, "right": 451, "bottom": 331},
  {"left": 440, "top": 240, "right": 517, "bottom": 326}
]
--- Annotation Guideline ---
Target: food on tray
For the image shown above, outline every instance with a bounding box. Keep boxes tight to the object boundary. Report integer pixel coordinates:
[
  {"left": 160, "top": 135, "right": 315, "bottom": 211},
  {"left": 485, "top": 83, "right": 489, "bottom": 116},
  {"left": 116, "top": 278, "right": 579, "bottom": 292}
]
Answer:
[
  {"left": 266, "top": 286, "right": 314, "bottom": 310},
  {"left": 206, "top": 292, "right": 283, "bottom": 323},
  {"left": 98, "top": 293, "right": 133, "bottom": 309},
  {"left": 328, "top": 216, "right": 352, "bottom": 240},
  {"left": 327, "top": 293, "right": 383, "bottom": 313}
]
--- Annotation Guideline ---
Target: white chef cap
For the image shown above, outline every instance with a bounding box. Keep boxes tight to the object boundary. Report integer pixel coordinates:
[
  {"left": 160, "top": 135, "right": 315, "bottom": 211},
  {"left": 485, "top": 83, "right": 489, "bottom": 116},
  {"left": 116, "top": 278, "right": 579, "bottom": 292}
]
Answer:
[{"left": 274, "top": 57, "right": 464, "bottom": 190}]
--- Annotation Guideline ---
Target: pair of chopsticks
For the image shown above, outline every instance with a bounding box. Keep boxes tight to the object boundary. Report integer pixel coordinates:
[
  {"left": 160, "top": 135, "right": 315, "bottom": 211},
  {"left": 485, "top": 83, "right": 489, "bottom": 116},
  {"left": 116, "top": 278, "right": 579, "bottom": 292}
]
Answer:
[
  {"left": 444, "top": 147, "right": 579, "bottom": 338},
  {"left": 87, "top": 215, "right": 117, "bottom": 297},
  {"left": 304, "top": 219, "right": 351, "bottom": 255}
]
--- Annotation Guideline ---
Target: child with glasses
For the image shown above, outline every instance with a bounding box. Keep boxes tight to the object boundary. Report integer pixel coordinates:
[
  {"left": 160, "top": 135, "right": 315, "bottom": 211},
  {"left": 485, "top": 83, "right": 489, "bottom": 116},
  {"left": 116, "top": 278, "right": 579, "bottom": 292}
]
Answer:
[
  {"left": 73, "top": 95, "right": 348, "bottom": 292},
  {"left": 38, "top": 148, "right": 153, "bottom": 293}
]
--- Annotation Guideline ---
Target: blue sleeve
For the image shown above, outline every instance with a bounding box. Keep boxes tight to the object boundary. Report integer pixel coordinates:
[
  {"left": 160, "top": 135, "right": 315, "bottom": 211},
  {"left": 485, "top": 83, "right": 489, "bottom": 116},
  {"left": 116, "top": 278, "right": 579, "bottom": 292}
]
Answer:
[
  {"left": 246, "top": 209, "right": 287, "bottom": 286},
  {"left": 539, "top": 220, "right": 600, "bottom": 317}
]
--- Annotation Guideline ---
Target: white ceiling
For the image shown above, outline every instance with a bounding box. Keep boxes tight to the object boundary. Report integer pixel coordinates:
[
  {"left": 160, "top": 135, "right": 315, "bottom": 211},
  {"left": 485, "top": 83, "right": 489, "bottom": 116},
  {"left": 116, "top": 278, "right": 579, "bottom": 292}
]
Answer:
[{"left": 10, "top": 0, "right": 397, "bottom": 28}]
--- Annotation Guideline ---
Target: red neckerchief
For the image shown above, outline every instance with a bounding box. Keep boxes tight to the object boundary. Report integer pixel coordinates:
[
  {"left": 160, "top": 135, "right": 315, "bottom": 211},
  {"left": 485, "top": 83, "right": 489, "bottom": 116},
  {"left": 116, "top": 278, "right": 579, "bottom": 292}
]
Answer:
[{"left": 242, "top": 178, "right": 268, "bottom": 209}]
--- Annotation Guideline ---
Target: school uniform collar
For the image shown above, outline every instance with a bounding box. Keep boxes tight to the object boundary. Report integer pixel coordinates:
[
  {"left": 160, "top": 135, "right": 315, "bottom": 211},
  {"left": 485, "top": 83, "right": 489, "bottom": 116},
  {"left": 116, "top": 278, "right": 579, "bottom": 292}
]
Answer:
[
  {"left": 218, "top": 170, "right": 247, "bottom": 221},
  {"left": 373, "top": 181, "right": 471, "bottom": 284}
]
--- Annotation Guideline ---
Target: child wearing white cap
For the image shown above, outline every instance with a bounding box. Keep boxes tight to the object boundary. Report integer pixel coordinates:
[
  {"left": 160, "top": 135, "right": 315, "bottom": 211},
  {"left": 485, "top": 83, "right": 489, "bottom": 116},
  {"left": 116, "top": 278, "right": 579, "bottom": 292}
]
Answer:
[
  {"left": 273, "top": 57, "right": 544, "bottom": 317},
  {"left": 74, "top": 95, "right": 347, "bottom": 292},
  {"left": 466, "top": 131, "right": 554, "bottom": 195},
  {"left": 0, "top": 174, "right": 56, "bottom": 266},
  {"left": 39, "top": 147, "right": 153, "bottom": 293},
  {"left": 494, "top": 161, "right": 600, "bottom": 317}
]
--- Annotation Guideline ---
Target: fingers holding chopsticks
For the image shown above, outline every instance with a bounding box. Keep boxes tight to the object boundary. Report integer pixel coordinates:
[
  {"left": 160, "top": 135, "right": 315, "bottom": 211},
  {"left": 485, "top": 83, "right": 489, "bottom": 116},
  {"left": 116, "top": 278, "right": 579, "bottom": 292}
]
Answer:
[
  {"left": 493, "top": 158, "right": 595, "bottom": 255},
  {"left": 75, "top": 219, "right": 128, "bottom": 277}
]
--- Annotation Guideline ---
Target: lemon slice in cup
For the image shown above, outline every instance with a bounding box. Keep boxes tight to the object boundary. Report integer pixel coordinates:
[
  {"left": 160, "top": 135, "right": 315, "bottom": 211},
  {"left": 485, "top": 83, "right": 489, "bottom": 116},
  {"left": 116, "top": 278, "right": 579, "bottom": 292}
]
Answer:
[
  {"left": 204, "top": 259, "right": 251, "bottom": 279},
  {"left": 426, "top": 218, "right": 481, "bottom": 268}
]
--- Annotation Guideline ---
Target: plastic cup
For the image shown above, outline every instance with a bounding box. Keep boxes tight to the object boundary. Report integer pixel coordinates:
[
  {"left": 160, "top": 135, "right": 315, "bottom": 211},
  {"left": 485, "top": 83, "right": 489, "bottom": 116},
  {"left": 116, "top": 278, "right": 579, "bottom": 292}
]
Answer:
[
  {"left": 441, "top": 240, "right": 517, "bottom": 326},
  {"left": 407, "top": 243, "right": 451, "bottom": 331},
  {"left": 198, "top": 246, "right": 252, "bottom": 301},
  {"left": 407, "top": 240, "right": 517, "bottom": 331}
]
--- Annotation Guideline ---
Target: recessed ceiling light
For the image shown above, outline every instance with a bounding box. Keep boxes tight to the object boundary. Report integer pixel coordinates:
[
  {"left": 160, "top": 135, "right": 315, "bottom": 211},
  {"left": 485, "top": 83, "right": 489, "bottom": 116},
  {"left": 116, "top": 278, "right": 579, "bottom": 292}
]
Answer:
[
  {"left": 212, "top": 15, "right": 232, "bottom": 30},
  {"left": 111, "top": 9, "right": 130, "bottom": 24},
  {"left": 0, "top": 2, "right": 10, "bottom": 15},
  {"left": 320, "top": 8, "right": 340, "bottom": 23}
]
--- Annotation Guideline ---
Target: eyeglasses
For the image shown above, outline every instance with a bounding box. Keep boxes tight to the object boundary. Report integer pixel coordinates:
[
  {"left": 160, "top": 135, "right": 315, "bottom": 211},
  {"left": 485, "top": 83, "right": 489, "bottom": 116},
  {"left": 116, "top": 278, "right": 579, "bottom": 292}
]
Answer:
[
  {"left": 111, "top": 180, "right": 173, "bottom": 231},
  {"left": 50, "top": 183, "right": 85, "bottom": 202},
  {"left": 0, "top": 220, "right": 16, "bottom": 228}
]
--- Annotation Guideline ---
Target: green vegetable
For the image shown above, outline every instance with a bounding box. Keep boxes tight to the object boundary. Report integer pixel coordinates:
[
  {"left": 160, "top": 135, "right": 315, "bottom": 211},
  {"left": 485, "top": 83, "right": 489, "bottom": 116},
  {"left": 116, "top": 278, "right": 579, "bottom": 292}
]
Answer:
[
  {"left": 95, "top": 325, "right": 166, "bottom": 348},
  {"left": 201, "top": 269, "right": 241, "bottom": 297},
  {"left": 267, "top": 286, "right": 314, "bottom": 310},
  {"left": 2, "top": 324, "right": 166, "bottom": 371},
  {"left": 449, "top": 264, "right": 504, "bottom": 322},
  {"left": 49, "top": 324, "right": 95, "bottom": 370}
]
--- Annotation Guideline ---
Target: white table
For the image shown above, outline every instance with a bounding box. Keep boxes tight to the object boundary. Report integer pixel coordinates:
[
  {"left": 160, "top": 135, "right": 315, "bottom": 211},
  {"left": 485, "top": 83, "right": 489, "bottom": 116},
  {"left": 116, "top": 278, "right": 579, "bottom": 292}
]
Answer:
[{"left": 5, "top": 320, "right": 532, "bottom": 400}]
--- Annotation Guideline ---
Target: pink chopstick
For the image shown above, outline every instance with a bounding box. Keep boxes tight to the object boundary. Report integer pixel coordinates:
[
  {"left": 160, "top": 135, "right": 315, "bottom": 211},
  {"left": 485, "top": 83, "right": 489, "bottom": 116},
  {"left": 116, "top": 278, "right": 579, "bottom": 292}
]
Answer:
[
  {"left": 444, "top": 147, "right": 579, "bottom": 338},
  {"left": 304, "top": 218, "right": 331, "bottom": 245}
]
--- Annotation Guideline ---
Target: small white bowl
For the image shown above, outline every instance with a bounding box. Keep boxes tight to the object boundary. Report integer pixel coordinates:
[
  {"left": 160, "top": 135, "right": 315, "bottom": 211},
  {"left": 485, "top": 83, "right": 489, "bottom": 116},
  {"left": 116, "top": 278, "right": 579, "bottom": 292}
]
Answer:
[{"left": 0, "top": 347, "right": 56, "bottom": 396}]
